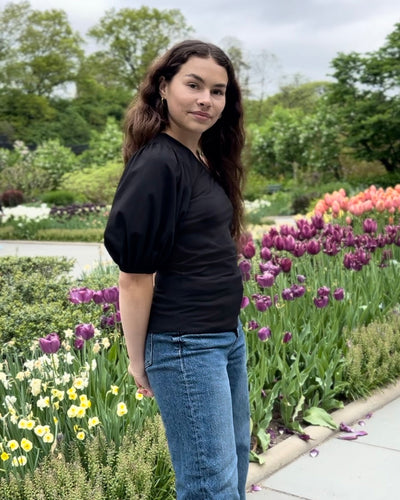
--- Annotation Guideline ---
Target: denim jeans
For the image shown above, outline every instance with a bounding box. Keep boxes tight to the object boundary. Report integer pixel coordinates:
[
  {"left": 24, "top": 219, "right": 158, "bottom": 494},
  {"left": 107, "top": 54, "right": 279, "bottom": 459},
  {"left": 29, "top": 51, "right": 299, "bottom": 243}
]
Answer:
[{"left": 145, "top": 323, "right": 250, "bottom": 500}]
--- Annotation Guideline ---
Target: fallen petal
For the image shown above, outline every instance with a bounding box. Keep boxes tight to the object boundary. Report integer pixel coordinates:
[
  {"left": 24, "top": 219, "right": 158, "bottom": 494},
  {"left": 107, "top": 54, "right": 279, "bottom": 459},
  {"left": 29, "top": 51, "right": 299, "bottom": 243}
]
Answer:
[
  {"left": 251, "top": 484, "right": 262, "bottom": 492},
  {"left": 337, "top": 433, "right": 359, "bottom": 440},
  {"left": 298, "top": 433, "right": 311, "bottom": 441},
  {"left": 365, "top": 412, "right": 373, "bottom": 419},
  {"left": 358, "top": 420, "right": 366, "bottom": 426},
  {"left": 355, "top": 430, "right": 368, "bottom": 437},
  {"left": 339, "top": 422, "right": 354, "bottom": 433},
  {"left": 309, "top": 448, "right": 319, "bottom": 458}
]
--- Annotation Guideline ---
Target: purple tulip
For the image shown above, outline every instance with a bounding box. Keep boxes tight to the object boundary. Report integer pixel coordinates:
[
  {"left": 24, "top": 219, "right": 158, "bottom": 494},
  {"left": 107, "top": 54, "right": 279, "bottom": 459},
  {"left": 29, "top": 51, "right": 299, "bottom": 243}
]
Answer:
[
  {"left": 297, "top": 274, "right": 306, "bottom": 283},
  {"left": 241, "top": 296, "right": 250, "bottom": 308},
  {"left": 39, "top": 333, "right": 61, "bottom": 354},
  {"left": 258, "top": 327, "right": 272, "bottom": 341},
  {"left": 333, "top": 288, "right": 344, "bottom": 300},
  {"left": 243, "top": 241, "right": 256, "bottom": 259},
  {"left": 279, "top": 257, "right": 292, "bottom": 273},
  {"left": 261, "top": 233, "right": 274, "bottom": 248},
  {"left": 283, "top": 331, "right": 292, "bottom": 343},
  {"left": 256, "top": 272, "right": 275, "bottom": 288},
  {"left": 260, "top": 246, "right": 272, "bottom": 260},
  {"left": 274, "top": 235, "right": 286, "bottom": 251},
  {"left": 92, "top": 291, "right": 105, "bottom": 304},
  {"left": 282, "top": 288, "right": 294, "bottom": 301},
  {"left": 311, "top": 214, "right": 324, "bottom": 230},
  {"left": 254, "top": 295, "right": 272, "bottom": 312},
  {"left": 75, "top": 323, "right": 95, "bottom": 341},
  {"left": 248, "top": 320, "right": 259, "bottom": 330},
  {"left": 74, "top": 337, "right": 84, "bottom": 350},
  {"left": 283, "top": 235, "right": 296, "bottom": 252},
  {"left": 102, "top": 286, "right": 119, "bottom": 304},
  {"left": 292, "top": 242, "right": 307, "bottom": 257},
  {"left": 68, "top": 287, "right": 94, "bottom": 304},
  {"left": 314, "top": 296, "right": 329, "bottom": 308},
  {"left": 291, "top": 284, "right": 306, "bottom": 298},
  {"left": 307, "top": 239, "right": 321, "bottom": 255},
  {"left": 317, "top": 286, "right": 330, "bottom": 297},
  {"left": 363, "top": 218, "right": 378, "bottom": 234},
  {"left": 259, "top": 261, "right": 281, "bottom": 276},
  {"left": 238, "top": 259, "right": 251, "bottom": 281}
]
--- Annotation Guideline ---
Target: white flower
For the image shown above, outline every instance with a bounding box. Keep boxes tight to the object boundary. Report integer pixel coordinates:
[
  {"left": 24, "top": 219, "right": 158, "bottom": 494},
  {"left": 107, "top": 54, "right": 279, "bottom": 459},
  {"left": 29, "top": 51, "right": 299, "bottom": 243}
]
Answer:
[
  {"left": 30, "top": 378, "right": 42, "bottom": 396},
  {"left": 64, "top": 352, "right": 74, "bottom": 365},
  {"left": 24, "top": 360, "right": 35, "bottom": 371},
  {"left": 0, "top": 372, "right": 9, "bottom": 389}
]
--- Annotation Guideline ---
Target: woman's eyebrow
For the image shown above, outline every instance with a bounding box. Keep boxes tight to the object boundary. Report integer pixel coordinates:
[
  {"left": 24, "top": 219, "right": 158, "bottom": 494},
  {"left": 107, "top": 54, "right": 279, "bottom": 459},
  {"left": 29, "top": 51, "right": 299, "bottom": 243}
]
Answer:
[{"left": 184, "top": 73, "right": 227, "bottom": 88}]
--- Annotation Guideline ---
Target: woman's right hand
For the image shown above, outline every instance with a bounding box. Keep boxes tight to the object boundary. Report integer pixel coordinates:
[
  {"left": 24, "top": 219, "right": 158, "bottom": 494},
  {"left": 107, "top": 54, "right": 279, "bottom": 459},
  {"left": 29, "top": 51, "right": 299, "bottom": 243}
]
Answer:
[{"left": 128, "top": 362, "right": 154, "bottom": 398}]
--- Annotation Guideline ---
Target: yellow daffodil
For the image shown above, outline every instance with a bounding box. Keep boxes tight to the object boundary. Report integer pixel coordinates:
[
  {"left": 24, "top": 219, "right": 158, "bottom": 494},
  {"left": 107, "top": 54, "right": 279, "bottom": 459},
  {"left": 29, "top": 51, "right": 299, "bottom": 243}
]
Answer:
[
  {"left": 73, "top": 377, "right": 88, "bottom": 390},
  {"left": 26, "top": 420, "right": 35, "bottom": 430},
  {"left": 88, "top": 416, "right": 100, "bottom": 429},
  {"left": 76, "top": 431, "right": 86, "bottom": 441},
  {"left": 18, "top": 419, "right": 28, "bottom": 429},
  {"left": 7, "top": 440, "right": 19, "bottom": 451},
  {"left": 67, "top": 405, "right": 79, "bottom": 418},
  {"left": 37, "top": 396, "right": 50, "bottom": 409},
  {"left": 1, "top": 451, "right": 10, "bottom": 461},
  {"left": 101, "top": 337, "right": 111, "bottom": 349},
  {"left": 135, "top": 391, "right": 144, "bottom": 401},
  {"left": 79, "top": 395, "right": 91, "bottom": 409},
  {"left": 53, "top": 416, "right": 59, "bottom": 425},
  {"left": 76, "top": 406, "right": 86, "bottom": 418},
  {"left": 43, "top": 432, "right": 54, "bottom": 443},
  {"left": 34, "top": 425, "right": 46, "bottom": 437},
  {"left": 43, "top": 425, "right": 50, "bottom": 434},
  {"left": 116, "top": 402, "right": 128, "bottom": 417},
  {"left": 21, "top": 438, "right": 33, "bottom": 452},
  {"left": 51, "top": 389, "right": 65, "bottom": 401},
  {"left": 12, "top": 455, "right": 27, "bottom": 467},
  {"left": 53, "top": 401, "right": 60, "bottom": 410},
  {"left": 67, "top": 387, "right": 77, "bottom": 400},
  {"left": 111, "top": 385, "right": 119, "bottom": 395},
  {"left": 15, "top": 371, "right": 25, "bottom": 381}
]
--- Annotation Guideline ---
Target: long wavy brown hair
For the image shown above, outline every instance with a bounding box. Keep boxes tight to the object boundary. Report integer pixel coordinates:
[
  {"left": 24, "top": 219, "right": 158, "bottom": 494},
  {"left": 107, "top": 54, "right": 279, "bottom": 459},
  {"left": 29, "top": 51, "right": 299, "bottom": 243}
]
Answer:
[{"left": 123, "top": 39, "right": 246, "bottom": 241}]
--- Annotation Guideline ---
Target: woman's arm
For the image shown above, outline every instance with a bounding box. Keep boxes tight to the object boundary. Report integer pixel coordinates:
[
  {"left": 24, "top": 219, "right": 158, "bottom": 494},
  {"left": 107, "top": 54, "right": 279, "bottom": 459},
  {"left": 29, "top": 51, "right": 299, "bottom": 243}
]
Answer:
[{"left": 118, "top": 271, "right": 154, "bottom": 397}]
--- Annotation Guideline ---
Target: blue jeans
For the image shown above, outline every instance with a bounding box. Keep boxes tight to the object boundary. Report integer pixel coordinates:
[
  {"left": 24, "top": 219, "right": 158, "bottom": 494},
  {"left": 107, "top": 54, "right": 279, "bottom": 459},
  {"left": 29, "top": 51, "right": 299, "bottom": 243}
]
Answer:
[{"left": 145, "top": 323, "right": 250, "bottom": 500}]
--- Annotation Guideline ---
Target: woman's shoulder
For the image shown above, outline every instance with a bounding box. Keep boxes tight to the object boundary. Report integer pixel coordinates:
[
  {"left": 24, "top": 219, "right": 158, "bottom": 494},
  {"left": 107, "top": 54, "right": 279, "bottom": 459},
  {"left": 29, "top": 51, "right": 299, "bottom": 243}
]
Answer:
[{"left": 130, "top": 134, "right": 195, "bottom": 173}]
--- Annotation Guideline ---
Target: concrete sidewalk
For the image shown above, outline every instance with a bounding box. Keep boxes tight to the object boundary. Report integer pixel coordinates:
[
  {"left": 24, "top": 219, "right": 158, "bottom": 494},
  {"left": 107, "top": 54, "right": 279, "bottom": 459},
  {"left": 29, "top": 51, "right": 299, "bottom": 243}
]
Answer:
[
  {"left": 246, "top": 381, "right": 400, "bottom": 500},
  {"left": 0, "top": 240, "right": 113, "bottom": 279}
]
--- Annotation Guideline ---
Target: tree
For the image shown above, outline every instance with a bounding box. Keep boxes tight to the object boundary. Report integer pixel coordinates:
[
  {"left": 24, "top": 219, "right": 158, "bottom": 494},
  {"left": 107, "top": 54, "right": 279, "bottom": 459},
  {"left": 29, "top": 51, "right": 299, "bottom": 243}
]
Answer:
[
  {"left": 327, "top": 22, "right": 400, "bottom": 172},
  {"left": 220, "top": 37, "right": 250, "bottom": 96},
  {"left": 0, "top": 1, "right": 83, "bottom": 96},
  {"left": 87, "top": 6, "right": 192, "bottom": 91}
]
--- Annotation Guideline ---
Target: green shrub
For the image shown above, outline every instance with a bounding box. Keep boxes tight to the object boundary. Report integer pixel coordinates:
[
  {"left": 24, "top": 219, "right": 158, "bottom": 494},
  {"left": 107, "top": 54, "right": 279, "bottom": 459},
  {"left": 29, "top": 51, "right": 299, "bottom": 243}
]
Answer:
[
  {"left": 35, "top": 227, "right": 105, "bottom": 242},
  {"left": 244, "top": 170, "right": 271, "bottom": 201},
  {"left": 344, "top": 311, "right": 400, "bottom": 399},
  {"left": 41, "top": 190, "right": 84, "bottom": 206},
  {"left": 0, "top": 416, "right": 174, "bottom": 500},
  {"left": 0, "top": 225, "right": 16, "bottom": 239},
  {"left": 0, "top": 257, "right": 102, "bottom": 350},
  {"left": 61, "top": 160, "right": 123, "bottom": 204}
]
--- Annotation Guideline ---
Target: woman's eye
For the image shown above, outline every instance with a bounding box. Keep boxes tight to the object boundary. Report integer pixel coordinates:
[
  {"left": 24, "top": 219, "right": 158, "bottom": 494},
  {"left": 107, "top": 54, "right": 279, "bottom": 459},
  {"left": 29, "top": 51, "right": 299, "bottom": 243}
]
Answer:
[{"left": 188, "top": 83, "right": 198, "bottom": 89}]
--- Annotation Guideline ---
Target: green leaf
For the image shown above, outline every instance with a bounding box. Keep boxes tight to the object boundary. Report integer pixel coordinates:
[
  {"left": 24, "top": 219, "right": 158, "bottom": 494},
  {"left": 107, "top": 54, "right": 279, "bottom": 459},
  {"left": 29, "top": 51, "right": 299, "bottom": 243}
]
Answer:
[
  {"left": 257, "top": 428, "right": 271, "bottom": 452},
  {"left": 249, "top": 450, "right": 265, "bottom": 464},
  {"left": 303, "top": 407, "right": 338, "bottom": 430}
]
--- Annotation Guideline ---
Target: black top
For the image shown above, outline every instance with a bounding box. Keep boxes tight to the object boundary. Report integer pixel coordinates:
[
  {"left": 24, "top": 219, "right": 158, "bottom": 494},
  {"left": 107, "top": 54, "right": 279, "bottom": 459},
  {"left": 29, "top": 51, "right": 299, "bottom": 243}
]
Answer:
[{"left": 104, "top": 133, "right": 243, "bottom": 333}]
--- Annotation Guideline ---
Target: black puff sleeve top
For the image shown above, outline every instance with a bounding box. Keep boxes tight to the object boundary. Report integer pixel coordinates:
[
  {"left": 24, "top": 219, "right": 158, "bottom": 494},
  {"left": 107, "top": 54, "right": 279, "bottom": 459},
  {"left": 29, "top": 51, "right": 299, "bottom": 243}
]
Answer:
[{"left": 104, "top": 134, "right": 243, "bottom": 334}]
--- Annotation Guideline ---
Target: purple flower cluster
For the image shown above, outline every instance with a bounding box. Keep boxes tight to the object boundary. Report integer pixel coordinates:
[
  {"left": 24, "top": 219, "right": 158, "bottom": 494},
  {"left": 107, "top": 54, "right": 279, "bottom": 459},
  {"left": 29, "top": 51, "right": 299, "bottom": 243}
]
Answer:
[
  {"left": 69, "top": 286, "right": 120, "bottom": 331},
  {"left": 50, "top": 203, "right": 106, "bottom": 220}
]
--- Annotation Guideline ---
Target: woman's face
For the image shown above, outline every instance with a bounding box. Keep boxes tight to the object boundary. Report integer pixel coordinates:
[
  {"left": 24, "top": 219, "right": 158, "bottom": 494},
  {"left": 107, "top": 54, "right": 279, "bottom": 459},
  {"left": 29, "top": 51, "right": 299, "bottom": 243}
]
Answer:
[{"left": 159, "top": 56, "right": 228, "bottom": 150}]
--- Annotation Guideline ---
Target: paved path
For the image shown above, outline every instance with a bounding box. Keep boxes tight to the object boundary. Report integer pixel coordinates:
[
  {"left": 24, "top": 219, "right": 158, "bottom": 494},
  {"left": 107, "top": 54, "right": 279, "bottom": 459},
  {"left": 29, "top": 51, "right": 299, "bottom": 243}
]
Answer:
[
  {"left": 246, "top": 381, "right": 400, "bottom": 499},
  {"left": 0, "top": 240, "right": 112, "bottom": 280}
]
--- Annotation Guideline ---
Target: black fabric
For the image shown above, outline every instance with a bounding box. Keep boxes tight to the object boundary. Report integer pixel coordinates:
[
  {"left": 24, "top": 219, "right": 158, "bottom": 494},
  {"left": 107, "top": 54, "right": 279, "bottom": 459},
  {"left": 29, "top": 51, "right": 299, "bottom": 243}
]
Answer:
[{"left": 104, "top": 133, "right": 243, "bottom": 333}]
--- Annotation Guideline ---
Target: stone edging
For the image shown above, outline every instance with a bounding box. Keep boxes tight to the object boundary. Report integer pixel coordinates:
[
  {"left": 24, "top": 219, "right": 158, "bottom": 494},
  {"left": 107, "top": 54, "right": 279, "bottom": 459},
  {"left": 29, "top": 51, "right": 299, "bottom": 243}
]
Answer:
[{"left": 246, "top": 379, "right": 400, "bottom": 488}]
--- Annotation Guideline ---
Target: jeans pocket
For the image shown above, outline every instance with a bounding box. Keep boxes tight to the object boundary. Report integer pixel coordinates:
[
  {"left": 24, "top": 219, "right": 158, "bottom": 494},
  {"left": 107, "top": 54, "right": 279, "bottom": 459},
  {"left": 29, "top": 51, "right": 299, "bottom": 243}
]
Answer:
[{"left": 144, "top": 333, "right": 153, "bottom": 369}]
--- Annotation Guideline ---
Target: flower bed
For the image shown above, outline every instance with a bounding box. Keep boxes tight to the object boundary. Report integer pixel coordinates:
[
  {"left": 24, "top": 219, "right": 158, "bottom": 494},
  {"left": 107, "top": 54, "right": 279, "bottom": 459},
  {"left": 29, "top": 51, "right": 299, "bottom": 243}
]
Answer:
[{"left": 1, "top": 186, "right": 400, "bottom": 493}]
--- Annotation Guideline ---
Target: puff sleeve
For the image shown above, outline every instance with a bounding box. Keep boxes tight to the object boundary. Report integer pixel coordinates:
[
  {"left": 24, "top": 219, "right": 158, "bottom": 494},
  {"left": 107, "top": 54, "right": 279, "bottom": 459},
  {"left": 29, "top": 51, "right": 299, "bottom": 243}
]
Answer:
[{"left": 104, "top": 144, "right": 190, "bottom": 273}]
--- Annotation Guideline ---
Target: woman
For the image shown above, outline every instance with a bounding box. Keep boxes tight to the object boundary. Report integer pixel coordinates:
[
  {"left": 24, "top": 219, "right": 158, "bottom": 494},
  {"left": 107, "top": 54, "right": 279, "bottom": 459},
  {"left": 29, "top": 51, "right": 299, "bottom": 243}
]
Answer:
[{"left": 104, "top": 39, "right": 250, "bottom": 500}]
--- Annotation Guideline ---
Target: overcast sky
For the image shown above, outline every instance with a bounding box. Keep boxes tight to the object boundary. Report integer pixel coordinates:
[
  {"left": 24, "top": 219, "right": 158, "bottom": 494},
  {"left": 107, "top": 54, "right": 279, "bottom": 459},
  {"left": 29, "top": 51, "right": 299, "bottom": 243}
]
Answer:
[{"left": 4, "top": 0, "right": 400, "bottom": 94}]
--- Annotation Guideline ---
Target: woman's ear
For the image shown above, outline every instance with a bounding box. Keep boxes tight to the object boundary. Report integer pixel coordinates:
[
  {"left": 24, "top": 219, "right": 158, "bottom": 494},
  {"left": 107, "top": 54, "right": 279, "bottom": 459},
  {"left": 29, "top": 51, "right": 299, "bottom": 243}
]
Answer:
[{"left": 159, "top": 76, "right": 167, "bottom": 98}]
